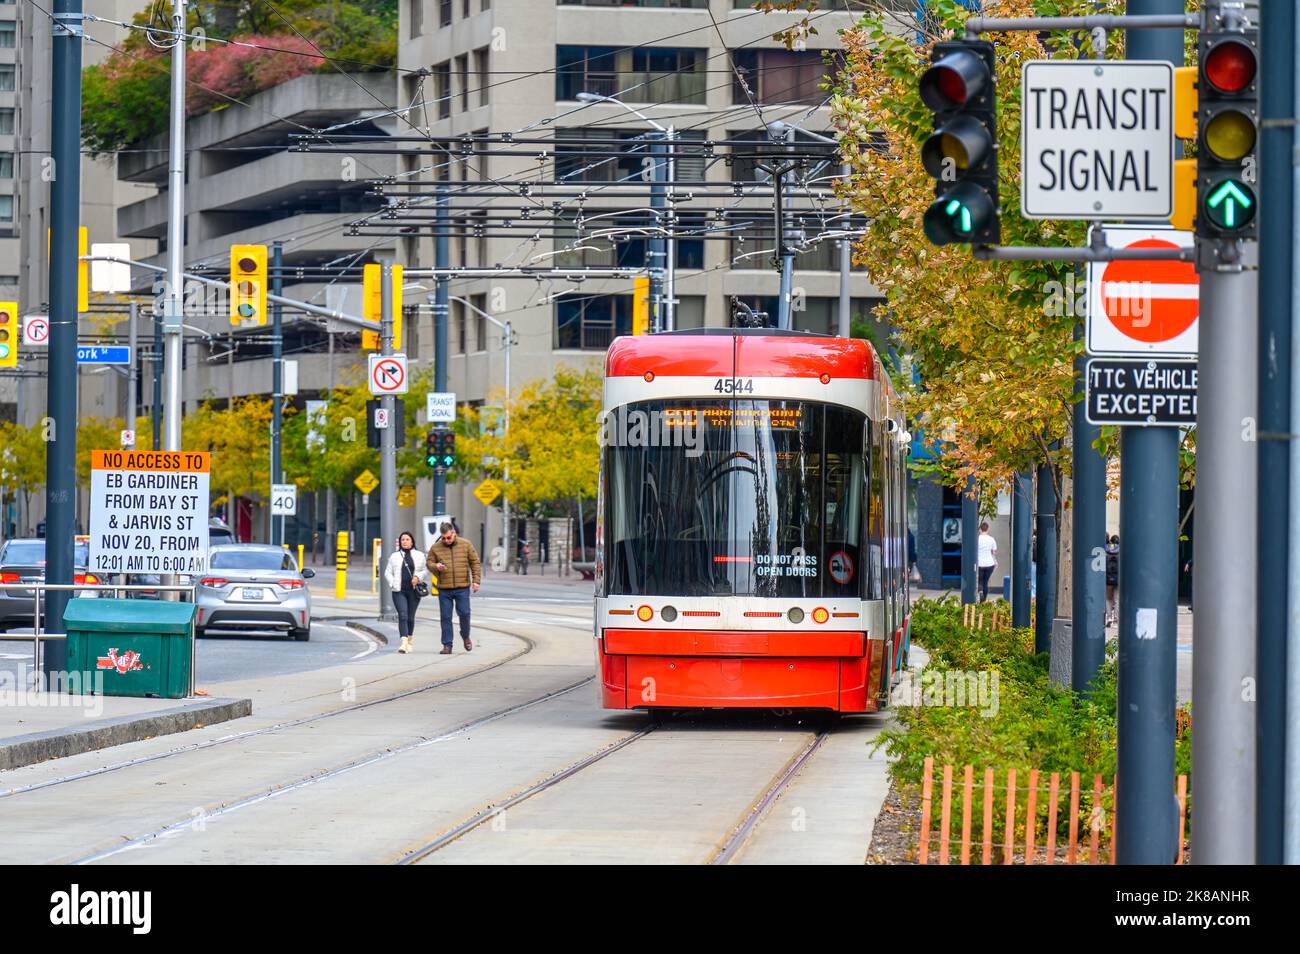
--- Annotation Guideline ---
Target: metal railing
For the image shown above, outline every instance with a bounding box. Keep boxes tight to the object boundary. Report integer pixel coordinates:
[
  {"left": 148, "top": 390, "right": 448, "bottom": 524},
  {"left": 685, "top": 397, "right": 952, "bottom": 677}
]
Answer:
[{"left": 0, "top": 582, "right": 197, "bottom": 692}]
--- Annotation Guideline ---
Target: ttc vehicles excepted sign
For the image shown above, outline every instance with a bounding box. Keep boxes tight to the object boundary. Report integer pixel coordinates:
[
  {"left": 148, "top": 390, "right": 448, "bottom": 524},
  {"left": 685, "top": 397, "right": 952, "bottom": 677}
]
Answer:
[
  {"left": 1086, "top": 359, "right": 1198, "bottom": 426},
  {"left": 1021, "top": 60, "right": 1174, "bottom": 220},
  {"left": 87, "top": 450, "right": 212, "bottom": 576}
]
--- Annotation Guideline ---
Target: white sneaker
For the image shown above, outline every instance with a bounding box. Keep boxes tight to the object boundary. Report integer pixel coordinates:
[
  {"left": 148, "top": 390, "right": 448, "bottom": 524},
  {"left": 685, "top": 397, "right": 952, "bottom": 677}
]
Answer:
[{"left": 398, "top": 636, "right": 411, "bottom": 654}]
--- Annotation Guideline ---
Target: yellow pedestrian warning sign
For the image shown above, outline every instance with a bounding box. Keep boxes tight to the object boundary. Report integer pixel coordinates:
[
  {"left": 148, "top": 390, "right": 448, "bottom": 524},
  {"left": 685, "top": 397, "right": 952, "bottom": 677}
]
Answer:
[
  {"left": 473, "top": 479, "right": 501, "bottom": 506},
  {"left": 354, "top": 470, "right": 379, "bottom": 495}
]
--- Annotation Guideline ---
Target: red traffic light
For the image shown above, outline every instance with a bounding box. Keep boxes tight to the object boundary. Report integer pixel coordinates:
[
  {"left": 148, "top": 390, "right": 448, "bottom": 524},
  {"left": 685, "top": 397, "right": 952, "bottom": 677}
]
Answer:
[
  {"left": 1203, "top": 39, "right": 1257, "bottom": 94},
  {"left": 920, "top": 49, "right": 989, "bottom": 111},
  {"left": 236, "top": 256, "right": 259, "bottom": 273}
]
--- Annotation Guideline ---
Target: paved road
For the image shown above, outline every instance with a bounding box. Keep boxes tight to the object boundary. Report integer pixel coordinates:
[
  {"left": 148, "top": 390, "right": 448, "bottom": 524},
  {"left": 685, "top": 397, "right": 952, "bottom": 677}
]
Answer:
[{"left": 0, "top": 596, "right": 890, "bottom": 864}]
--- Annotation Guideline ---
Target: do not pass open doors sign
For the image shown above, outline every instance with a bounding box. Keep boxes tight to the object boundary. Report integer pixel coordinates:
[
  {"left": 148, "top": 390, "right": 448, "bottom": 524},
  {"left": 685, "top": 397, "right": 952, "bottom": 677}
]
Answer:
[{"left": 88, "top": 450, "right": 212, "bottom": 577}]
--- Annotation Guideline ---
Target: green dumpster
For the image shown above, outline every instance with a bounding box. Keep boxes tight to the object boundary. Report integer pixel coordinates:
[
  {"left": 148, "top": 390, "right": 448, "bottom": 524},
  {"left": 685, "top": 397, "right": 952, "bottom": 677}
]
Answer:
[{"left": 64, "top": 599, "right": 195, "bottom": 699}]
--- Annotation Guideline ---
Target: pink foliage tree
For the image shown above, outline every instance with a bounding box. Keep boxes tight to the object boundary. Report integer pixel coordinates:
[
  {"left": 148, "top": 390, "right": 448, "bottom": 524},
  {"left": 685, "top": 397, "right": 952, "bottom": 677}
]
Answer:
[{"left": 187, "top": 35, "right": 323, "bottom": 115}]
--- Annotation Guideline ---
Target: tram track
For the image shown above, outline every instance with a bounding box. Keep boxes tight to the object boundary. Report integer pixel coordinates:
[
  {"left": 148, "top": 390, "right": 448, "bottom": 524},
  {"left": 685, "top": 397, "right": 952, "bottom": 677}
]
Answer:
[{"left": 0, "top": 617, "right": 545, "bottom": 801}]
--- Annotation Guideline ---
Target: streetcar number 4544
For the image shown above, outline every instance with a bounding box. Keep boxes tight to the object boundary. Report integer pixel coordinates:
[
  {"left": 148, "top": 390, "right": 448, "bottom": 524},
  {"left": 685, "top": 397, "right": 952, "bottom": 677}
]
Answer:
[{"left": 713, "top": 378, "right": 754, "bottom": 394}]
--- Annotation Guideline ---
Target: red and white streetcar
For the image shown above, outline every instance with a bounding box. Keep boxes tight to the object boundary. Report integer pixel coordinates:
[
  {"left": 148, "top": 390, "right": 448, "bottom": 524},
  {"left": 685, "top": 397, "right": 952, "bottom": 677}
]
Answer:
[{"left": 594, "top": 328, "right": 912, "bottom": 713}]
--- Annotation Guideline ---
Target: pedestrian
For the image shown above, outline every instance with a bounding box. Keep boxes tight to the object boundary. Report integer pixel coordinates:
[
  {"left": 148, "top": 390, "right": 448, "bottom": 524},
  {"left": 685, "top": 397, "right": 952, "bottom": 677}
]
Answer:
[
  {"left": 1104, "top": 534, "right": 1120, "bottom": 626},
  {"left": 427, "top": 521, "right": 482, "bottom": 654},
  {"left": 520, "top": 540, "right": 530, "bottom": 576},
  {"left": 907, "top": 527, "right": 920, "bottom": 583},
  {"left": 976, "top": 521, "right": 998, "bottom": 603},
  {"left": 385, "top": 531, "right": 430, "bottom": 655}
]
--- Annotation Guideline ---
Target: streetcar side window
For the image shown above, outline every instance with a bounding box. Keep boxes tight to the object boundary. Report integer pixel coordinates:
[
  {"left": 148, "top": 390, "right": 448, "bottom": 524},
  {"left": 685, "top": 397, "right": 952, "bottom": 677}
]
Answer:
[{"left": 866, "top": 420, "right": 883, "bottom": 602}]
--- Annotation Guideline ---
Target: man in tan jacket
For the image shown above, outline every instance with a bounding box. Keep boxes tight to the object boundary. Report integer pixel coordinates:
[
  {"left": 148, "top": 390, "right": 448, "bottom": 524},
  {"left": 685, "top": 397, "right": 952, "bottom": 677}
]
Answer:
[{"left": 426, "top": 521, "right": 482, "bottom": 654}]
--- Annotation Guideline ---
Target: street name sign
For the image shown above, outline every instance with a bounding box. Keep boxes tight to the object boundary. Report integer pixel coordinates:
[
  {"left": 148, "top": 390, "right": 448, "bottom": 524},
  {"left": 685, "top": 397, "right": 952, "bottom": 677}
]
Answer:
[
  {"left": 271, "top": 483, "right": 297, "bottom": 517},
  {"left": 22, "top": 315, "right": 49, "bottom": 346},
  {"left": 368, "top": 353, "right": 408, "bottom": 395},
  {"left": 87, "top": 450, "right": 211, "bottom": 576},
  {"left": 1087, "top": 226, "right": 1197, "bottom": 357},
  {"left": 77, "top": 346, "right": 131, "bottom": 365},
  {"left": 426, "top": 391, "right": 456, "bottom": 422},
  {"left": 1086, "top": 359, "right": 1197, "bottom": 426},
  {"left": 1021, "top": 60, "right": 1174, "bottom": 220}
]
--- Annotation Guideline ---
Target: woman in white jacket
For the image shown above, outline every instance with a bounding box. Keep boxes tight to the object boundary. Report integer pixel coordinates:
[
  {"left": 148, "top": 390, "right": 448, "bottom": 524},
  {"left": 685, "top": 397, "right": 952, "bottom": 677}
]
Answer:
[{"left": 385, "top": 531, "right": 430, "bottom": 654}]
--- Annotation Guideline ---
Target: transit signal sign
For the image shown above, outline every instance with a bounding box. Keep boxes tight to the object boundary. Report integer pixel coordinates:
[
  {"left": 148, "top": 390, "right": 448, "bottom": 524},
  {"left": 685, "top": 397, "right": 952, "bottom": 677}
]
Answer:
[
  {"left": 919, "top": 39, "right": 1000, "bottom": 246},
  {"left": 1020, "top": 60, "right": 1174, "bottom": 220}
]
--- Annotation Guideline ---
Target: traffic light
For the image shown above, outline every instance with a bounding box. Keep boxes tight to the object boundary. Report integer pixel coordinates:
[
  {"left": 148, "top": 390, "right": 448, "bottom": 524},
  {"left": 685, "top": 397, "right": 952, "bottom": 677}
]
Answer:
[
  {"left": 1196, "top": 18, "right": 1259, "bottom": 239},
  {"left": 366, "top": 397, "right": 406, "bottom": 449},
  {"left": 229, "top": 245, "right": 268, "bottom": 324},
  {"left": 918, "top": 39, "right": 1000, "bottom": 246},
  {"left": 632, "top": 277, "right": 650, "bottom": 336},
  {"left": 425, "top": 428, "right": 455, "bottom": 470},
  {"left": 361, "top": 263, "right": 403, "bottom": 350},
  {"left": 0, "top": 302, "right": 17, "bottom": 368}
]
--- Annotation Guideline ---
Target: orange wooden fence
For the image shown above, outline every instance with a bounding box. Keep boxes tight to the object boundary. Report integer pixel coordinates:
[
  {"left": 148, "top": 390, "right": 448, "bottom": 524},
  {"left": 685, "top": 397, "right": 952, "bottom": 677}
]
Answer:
[
  {"left": 962, "top": 604, "right": 1010, "bottom": 631},
  {"left": 916, "top": 757, "right": 1189, "bottom": 865}
]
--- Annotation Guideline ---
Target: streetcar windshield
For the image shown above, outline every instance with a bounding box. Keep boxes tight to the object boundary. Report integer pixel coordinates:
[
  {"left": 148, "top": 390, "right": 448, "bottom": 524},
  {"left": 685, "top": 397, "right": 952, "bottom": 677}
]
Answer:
[{"left": 604, "top": 399, "right": 867, "bottom": 598}]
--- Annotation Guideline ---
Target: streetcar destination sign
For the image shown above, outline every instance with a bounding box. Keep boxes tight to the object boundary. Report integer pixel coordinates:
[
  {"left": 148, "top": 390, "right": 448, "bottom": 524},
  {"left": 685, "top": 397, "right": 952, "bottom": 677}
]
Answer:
[
  {"left": 1085, "top": 359, "right": 1197, "bottom": 426},
  {"left": 1021, "top": 60, "right": 1174, "bottom": 220}
]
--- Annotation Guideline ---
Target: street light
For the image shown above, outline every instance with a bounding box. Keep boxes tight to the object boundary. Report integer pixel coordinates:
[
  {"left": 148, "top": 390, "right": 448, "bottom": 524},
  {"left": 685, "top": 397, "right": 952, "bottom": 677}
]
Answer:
[
  {"left": 575, "top": 92, "right": 676, "bottom": 332},
  {"left": 449, "top": 295, "right": 513, "bottom": 571}
]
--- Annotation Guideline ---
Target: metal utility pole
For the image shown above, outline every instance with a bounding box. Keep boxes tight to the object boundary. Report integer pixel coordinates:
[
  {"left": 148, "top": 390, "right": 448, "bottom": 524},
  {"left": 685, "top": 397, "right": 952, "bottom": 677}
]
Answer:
[
  {"left": 1012, "top": 470, "right": 1032, "bottom": 628},
  {"left": 271, "top": 242, "right": 283, "bottom": 547},
  {"left": 1034, "top": 463, "right": 1057, "bottom": 654},
  {"left": 43, "top": 0, "right": 83, "bottom": 679},
  {"left": 1116, "top": 0, "right": 1182, "bottom": 865},
  {"left": 162, "top": 0, "right": 187, "bottom": 453},
  {"left": 125, "top": 303, "right": 138, "bottom": 448},
  {"left": 433, "top": 186, "right": 449, "bottom": 516},
  {"left": 1288, "top": 0, "right": 1300, "bottom": 868},
  {"left": 960, "top": 477, "right": 977, "bottom": 603},
  {"left": 1259, "top": 0, "right": 1296, "bottom": 864},
  {"left": 839, "top": 163, "right": 852, "bottom": 338},
  {"left": 772, "top": 124, "right": 797, "bottom": 331},
  {"left": 152, "top": 313, "right": 162, "bottom": 450},
  {"left": 378, "top": 260, "right": 396, "bottom": 621},
  {"left": 1072, "top": 313, "right": 1107, "bottom": 693},
  {"left": 648, "top": 132, "right": 668, "bottom": 333}
]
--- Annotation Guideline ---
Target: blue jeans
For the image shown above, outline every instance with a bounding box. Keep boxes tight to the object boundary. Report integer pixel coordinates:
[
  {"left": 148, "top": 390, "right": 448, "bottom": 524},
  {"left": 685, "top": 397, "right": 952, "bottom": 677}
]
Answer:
[{"left": 438, "top": 587, "right": 472, "bottom": 646}]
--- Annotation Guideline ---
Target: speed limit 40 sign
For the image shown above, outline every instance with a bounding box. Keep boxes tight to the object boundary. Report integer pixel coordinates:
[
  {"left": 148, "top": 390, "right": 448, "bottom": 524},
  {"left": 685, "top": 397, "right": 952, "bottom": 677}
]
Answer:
[{"left": 271, "top": 483, "right": 297, "bottom": 516}]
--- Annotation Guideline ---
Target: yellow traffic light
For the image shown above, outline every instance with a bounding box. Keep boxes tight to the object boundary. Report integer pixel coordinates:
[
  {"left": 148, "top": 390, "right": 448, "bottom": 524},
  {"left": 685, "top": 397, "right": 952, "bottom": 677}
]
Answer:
[
  {"left": 632, "top": 277, "right": 649, "bottom": 336},
  {"left": 229, "top": 244, "right": 268, "bottom": 325},
  {"left": 0, "top": 302, "right": 17, "bottom": 368},
  {"left": 47, "top": 226, "right": 90, "bottom": 312},
  {"left": 361, "top": 263, "right": 403, "bottom": 350},
  {"left": 1170, "top": 159, "right": 1197, "bottom": 232},
  {"left": 1174, "top": 66, "right": 1198, "bottom": 141}
]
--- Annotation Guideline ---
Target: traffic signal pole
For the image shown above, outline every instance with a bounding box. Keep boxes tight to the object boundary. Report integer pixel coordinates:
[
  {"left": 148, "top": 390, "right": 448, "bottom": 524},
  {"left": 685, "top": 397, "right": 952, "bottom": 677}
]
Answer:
[
  {"left": 1115, "top": 0, "right": 1182, "bottom": 866},
  {"left": 1011, "top": 470, "right": 1032, "bottom": 628},
  {"left": 433, "top": 186, "right": 449, "bottom": 517},
  {"left": 378, "top": 259, "right": 396, "bottom": 621},
  {"left": 1257, "top": 0, "right": 1294, "bottom": 864},
  {"left": 271, "top": 242, "right": 283, "bottom": 547},
  {"left": 1073, "top": 270, "right": 1107, "bottom": 695},
  {"left": 43, "top": 0, "right": 83, "bottom": 680}
]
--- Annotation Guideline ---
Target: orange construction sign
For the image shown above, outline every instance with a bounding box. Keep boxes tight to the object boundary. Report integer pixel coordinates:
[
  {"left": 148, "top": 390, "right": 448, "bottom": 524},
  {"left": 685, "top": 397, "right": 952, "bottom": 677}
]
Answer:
[{"left": 90, "top": 449, "right": 211, "bottom": 473}]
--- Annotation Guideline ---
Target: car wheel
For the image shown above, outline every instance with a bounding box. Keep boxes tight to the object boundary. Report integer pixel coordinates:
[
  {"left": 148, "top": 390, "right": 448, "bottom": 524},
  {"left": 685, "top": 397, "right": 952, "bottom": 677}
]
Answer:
[{"left": 292, "top": 626, "right": 311, "bottom": 642}]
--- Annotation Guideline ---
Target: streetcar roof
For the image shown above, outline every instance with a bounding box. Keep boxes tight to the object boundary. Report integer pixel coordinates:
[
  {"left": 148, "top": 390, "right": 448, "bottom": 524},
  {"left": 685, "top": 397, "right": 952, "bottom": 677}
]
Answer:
[{"left": 605, "top": 331, "right": 878, "bottom": 382}]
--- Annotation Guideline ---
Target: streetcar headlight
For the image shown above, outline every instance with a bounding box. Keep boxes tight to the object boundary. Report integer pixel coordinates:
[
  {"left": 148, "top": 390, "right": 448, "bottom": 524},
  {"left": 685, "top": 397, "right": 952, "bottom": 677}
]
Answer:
[
  {"left": 811, "top": 607, "right": 830, "bottom": 624},
  {"left": 660, "top": 605, "right": 678, "bottom": 622},
  {"left": 787, "top": 607, "right": 805, "bottom": 624},
  {"left": 636, "top": 605, "right": 654, "bottom": 622}
]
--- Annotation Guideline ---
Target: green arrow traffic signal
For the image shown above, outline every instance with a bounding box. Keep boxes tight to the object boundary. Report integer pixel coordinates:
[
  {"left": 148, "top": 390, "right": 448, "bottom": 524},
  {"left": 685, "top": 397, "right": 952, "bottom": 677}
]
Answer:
[{"left": 1204, "top": 178, "right": 1256, "bottom": 231}]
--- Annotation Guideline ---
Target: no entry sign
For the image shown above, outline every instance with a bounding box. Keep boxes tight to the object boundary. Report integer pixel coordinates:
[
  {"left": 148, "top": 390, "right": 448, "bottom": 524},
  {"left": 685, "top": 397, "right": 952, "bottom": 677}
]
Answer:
[
  {"left": 1087, "top": 226, "right": 1197, "bottom": 357},
  {"left": 1021, "top": 60, "right": 1174, "bottom": 220},
  {"left": 1086, "top": 359, "right": 1197, "bottom": 426}
]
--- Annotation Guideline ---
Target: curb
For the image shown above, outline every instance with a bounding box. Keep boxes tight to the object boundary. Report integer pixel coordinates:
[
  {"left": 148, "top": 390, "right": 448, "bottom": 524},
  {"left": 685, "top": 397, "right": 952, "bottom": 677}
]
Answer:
[
  {"left": 0, "top": 697, "right": 253, "bottom": 772},
  {"left": 344, "top": 620, "right": 390, "bottom": 645}
]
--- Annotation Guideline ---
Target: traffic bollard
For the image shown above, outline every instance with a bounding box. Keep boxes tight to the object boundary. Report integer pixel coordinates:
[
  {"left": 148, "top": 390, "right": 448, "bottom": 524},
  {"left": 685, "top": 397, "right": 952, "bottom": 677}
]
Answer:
[
  {"left": 297, "top": 543, "right": 304, "bottom": 570},
  {"left": 335, "top": 531, "right": 347, "bottom": 599}
]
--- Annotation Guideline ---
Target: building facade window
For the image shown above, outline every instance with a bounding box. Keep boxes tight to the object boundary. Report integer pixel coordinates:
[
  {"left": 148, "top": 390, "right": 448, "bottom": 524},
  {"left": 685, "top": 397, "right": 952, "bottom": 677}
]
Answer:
[
  {"left": 554, "top": 211, "right": 704, "bottom": 269},
  {"left": 0, "top": 195, "right": 12, "bottom": 222},
  {"left": 474, "top": 48, "right": 489, "bottom": 107},
  {"left": 0, "top": 153, "right": 12, "bottom": 178},
  {"left": 0, "top": 65, "right": 14, "bottom": 91},
  {"left": 0, "top": 23, "right": 14, "bottom": 48},
  {"left": 727, "top": 215, "right": 866, "bottom": 272},
  {"left": 561, "top": 0, "right": 707, "bottom": 6},
  {"left": 556, "top": 46, "right": 706, "bottom": 104},
  {"left": 732, "top": 49, "right": 834, "bottom": 106},
  {"left": 435, "top": 61, "right": 451, "bottom": 119},
  {"left": 554, "top": 127, "right": 705, "bottom": 184},
  {"left": 0, "top": 108, "right": 13, "bottom": 135},
  {"left": 440, "top": 0, "right": 452, "bottom": 27},
  {"left": 555, "top": 294, "right": 632, "bottom": 350},
  {"left": 408, "top": 0, "right": 422, "bottom": 38},
  {"left": 457, "top": 54, "right": 469, "bottom": 112}
]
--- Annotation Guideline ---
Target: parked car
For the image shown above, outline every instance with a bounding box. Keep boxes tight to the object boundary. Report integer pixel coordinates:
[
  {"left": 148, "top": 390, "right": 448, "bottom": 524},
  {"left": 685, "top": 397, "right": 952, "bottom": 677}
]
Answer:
[
  {"left": 194, "top": 544, "right": 315, "bottom": 641},
  {"left": 129, "top": 519, "right": 237, "bottom": 598},
  {"left": 0, "top": 539, "right": 100, "bottom": 631}
]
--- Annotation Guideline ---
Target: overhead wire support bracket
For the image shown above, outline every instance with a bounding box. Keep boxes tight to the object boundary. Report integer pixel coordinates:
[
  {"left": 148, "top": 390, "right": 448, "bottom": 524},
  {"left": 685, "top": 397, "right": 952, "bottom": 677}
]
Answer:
[{"left": 964, "top": 13, "right": 1198, "bottom": 37}]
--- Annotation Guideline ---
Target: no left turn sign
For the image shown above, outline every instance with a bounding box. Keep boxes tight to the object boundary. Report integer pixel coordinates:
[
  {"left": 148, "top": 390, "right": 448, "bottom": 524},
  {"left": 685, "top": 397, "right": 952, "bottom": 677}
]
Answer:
[{"left": 368, "top": 353, "right": 409, "bottom": 395}]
